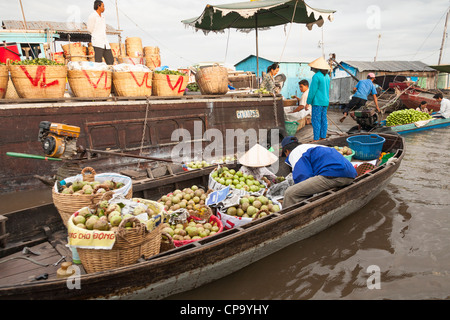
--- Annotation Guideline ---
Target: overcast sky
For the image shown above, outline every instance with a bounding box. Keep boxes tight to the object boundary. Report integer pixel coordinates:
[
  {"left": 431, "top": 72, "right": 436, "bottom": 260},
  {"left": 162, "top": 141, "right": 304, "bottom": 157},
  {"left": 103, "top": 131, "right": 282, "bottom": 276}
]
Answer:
[{"left": 2, "top": 0, "right": 450, "bottom": 68}]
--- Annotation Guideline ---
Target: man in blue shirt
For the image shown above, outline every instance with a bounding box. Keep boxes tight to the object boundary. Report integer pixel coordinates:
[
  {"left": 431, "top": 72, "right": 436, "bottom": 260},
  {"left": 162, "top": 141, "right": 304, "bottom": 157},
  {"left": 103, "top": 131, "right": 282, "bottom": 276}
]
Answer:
[
  {"left": 340, "top": 73, "right": 381, "bottom": 123},
  {"left": 280, "top": 136, "right": 357, "bottom": 208}
]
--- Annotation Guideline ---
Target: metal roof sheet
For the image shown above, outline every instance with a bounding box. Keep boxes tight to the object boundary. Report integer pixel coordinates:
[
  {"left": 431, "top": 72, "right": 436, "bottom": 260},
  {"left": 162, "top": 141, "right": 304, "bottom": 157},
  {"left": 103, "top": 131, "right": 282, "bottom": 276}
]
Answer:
[
  {"left": 1, "top": 20, "right": 120, "bottom": 35},
  {"left": 341, "top": 60, "right": 436, "bottom": 72}
]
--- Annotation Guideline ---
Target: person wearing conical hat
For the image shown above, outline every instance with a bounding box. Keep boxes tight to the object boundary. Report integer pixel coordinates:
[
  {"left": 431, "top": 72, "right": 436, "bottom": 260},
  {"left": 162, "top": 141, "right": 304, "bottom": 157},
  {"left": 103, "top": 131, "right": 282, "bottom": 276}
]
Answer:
[
  {"left": 238, "top": 143, "right": 279, "bottom": 181},
  {"left": 306, "top": 56, "right": 331, "bottom": 142}
]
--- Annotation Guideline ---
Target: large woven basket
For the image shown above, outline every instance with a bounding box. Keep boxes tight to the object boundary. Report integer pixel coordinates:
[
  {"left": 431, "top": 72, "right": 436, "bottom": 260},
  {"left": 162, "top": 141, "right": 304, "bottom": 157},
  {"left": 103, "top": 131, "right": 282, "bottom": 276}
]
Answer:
[
  {"left": 52, "top": 167, "right": 133, "bottom": 227},
  {"left": 144, "top": 54, "right": 161, "bottom": 71},
  {"left": 87, "top": 44, "right": 95, "bottom": 62},
  {"left": 118, "top": 56, "right": 145, "bottom": 65},
  {"left": 195, "top": 65, "right": 229, "bottom": 95},
  {"left": 62, "top": 43, "right": 87, "bottom": 61},
  {"left": 9, "top": 64, "right": 67, "bottom": 99},
  {"left": 68, "top": 69, "right": 112, "bottom": 98},
  {"left": 125, "top": 37, "right": 143, "bottom": 58},
  {"left": 77, "top": 217, "right": 162, "bottom": 273},
  {"left": 0, "top": 65, "right": 8, "bottom": 99},
  {"left": 110, "top": 43, "right": 125, "bottom": 58},
  {"left": 51, "top": 52, "right": 66, "bottom": 64},
  {"left": 152, "top": 73, "right": 188, "bottom": 97},
  {"left": 113, "top": 71, "right": 152, "bottom": 97}
]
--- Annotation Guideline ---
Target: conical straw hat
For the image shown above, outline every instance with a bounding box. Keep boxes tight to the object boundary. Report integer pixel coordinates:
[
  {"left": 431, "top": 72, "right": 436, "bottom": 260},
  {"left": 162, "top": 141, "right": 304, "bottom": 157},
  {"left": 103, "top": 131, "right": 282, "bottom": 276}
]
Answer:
[
  {"left": 238, "top": 144, "right": 279, "bottom": 168},
  {"left": 308, "top": 56, "right": 331, "bottom": 71}
]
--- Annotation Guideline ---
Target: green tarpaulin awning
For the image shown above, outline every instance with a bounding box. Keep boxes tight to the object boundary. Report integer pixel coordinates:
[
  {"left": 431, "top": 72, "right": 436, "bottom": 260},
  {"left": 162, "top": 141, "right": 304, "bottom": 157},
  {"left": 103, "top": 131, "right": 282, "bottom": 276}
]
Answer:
[
  {"left": 429, "top": 64, "right": 450, "bottom": 73},
  {"left": 182, "top": 0, "right": 335, "bottom": 32},
  {"left": 182, "top": 0, "right": 336, "bottom": 81}
]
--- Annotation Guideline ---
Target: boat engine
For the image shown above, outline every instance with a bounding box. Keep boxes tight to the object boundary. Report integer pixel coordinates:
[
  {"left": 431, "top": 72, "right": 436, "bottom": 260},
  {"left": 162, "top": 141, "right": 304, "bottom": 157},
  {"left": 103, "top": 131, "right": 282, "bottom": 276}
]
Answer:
[
  {"left": 38, "top": 121, "right": 80, "bottom": 159},
  {"left": 353, "top": 108, "right": 379, "bottom": 131}
]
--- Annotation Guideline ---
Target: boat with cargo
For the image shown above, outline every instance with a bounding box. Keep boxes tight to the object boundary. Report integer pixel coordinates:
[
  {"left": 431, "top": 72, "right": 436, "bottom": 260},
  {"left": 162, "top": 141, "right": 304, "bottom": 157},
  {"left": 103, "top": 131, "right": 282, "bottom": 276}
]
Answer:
[{"left": 0, "top": 132, "right": 405, "bottom": 300}]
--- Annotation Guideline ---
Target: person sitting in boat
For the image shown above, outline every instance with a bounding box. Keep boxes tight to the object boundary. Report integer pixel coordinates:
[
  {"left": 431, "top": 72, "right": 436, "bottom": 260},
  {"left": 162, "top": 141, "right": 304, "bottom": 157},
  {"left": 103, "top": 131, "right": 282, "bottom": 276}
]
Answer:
[
  {"left": 260, "top": 63, "right": 280, "bottom": 94},
  {"left": 432, "top": 93, "right": 450, "bottom": 118},
  {"left": 280, "top": 136, "right": 357, "bottom": 208},
  {"left": 416, "top": 101, "right": 431, "bottom": 114},
  {"left": 286, "top": 80, "right": 311, "bottom": 120},
  {"left": 340, "top": 73, "right": 381, "bottom": 123}
]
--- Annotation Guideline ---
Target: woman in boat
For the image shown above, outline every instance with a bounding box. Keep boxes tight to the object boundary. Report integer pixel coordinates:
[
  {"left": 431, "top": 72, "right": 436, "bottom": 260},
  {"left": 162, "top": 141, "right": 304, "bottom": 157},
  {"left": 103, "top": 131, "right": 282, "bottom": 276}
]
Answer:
[
  {"left": 416, "top": 101, "right": 431, "bottom": 114},
  {"left": 260, "top": 63, "right": 280, "bottom": 94},
  {"left": 280, "top": 136, "right": 357, "bottom": 208},
  {"left": 306, "top": 57, "right": 331, "bottom": 142}
]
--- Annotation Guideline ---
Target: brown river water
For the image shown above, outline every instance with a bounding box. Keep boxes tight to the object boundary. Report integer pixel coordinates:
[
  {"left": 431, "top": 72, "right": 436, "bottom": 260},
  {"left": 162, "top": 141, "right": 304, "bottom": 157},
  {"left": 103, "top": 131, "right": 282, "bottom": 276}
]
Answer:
[
  {"left": 1, "top": 108, "right": 448, "bottom": 300},
  {"left": 168, "top": 107, "right": 450, "bottom": 300}
]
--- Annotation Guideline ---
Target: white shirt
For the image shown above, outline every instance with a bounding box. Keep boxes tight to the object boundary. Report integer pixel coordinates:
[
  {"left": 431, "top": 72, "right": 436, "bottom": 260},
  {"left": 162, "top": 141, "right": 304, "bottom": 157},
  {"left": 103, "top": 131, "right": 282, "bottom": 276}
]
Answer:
[
  {"left": 439, "top": 98, "right": 450, "bottom": 118},
  {"left": 87, "top": 11, "right": 111, "bottom": 49},
  {"left": 285, "top": 144, "right": 322, "bottom": 168}
]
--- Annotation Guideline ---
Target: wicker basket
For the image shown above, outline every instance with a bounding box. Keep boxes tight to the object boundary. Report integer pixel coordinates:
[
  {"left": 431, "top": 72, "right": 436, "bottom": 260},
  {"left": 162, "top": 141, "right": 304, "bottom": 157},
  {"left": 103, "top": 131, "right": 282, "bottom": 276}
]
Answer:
[
  {"left": 110, "top": 43, "right": 125, "bottom": 58},
  {"left": 62, "top": 43, "right": 87, "bottom": 61},
  {"left": 68, "top": 69, "right": 112, "bottom": 98},
  {"left": 52, "top": 167, "right": 133, "bottom": 227},
  {"left": 125, "top": 37, "right": 143, "bottom": 58},
  {"left": 160, "top": 231, "right": 175, "bottom": 253},
  {"left": 113, "top": 71, "right": 152, "bottom": 97},
  {"left": 118, "top": 56, "right": 145, "bottom": 65},
  {"left": 144, "top": 54, "right": 161, "bottom": 71},
  {"left": 77, "top": 216, "right": 163, "bottom": 273},
  {"left": 87, "top": 44, "right": 95, "bottom": 62},
  {"left": 152, "top": 73, "right": 188, "bottom": 96},
  {"left": 195, "top": 65, "right": 229, "bottom": 95},
  {"left": 0, "top": 65, "right": 8, "bottom": 99},
  {"left": 51, "top": 52, "right": 66, "bottom": 64},
  {"left": 144, "top": 46, "right": 160, "bottom": 55},
  {"left": 9, "top": 64, "right": 67, "bottom": 99}
]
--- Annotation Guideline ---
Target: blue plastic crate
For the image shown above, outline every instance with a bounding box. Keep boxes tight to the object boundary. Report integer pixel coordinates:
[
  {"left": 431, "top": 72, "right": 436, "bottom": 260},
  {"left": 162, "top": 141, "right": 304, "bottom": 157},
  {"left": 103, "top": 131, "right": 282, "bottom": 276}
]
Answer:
[{"left": 346, "top": 134, "right": 386, "bottom": 161}]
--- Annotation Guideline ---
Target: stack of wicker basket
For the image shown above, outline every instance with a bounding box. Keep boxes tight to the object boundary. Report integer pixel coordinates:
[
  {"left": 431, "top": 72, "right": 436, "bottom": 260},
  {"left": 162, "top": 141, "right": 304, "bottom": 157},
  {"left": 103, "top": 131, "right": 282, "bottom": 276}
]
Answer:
[
  {"left": 0, "top": 64, "right": 8, "bottom": 99},
  {"left": 110, "top": 43, "right": 125, "bottom": 63},
  {"left": 62, "top": 42, "right": 87, "bottom": 62},
  {"left": 144, "top": 46, "right": 161, "bottom": 71},
  {"left": 125, "top": 37, "right": 144, "bottom": 58}
]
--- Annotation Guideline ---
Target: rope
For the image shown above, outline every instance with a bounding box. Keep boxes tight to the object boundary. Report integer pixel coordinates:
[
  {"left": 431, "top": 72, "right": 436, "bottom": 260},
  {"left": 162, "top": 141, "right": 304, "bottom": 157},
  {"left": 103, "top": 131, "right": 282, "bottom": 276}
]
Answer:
[
  {"left": 278, "top": 0, "right": 299, "bottom": 63},
  {"left": 137, "top": 98, "right": 150, "bottom": 168}
]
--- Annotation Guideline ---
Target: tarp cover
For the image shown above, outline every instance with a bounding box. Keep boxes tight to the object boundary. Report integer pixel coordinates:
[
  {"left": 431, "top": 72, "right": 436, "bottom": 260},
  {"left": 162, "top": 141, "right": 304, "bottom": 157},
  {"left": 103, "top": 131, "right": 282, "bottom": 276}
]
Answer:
[{"left": 182, "top": 0, "right": 335, "bottom": 33}]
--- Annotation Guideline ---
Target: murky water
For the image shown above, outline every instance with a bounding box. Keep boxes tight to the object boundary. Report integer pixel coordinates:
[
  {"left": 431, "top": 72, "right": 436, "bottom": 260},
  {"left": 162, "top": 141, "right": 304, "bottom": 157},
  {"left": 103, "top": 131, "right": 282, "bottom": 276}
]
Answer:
[{"left": 168, "top": 108, "right": 450, "bottom": 300}]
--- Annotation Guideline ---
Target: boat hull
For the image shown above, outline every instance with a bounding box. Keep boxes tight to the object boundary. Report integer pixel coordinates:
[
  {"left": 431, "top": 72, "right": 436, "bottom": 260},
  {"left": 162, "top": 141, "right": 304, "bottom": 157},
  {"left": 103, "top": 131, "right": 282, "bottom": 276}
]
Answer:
[
  {"left": 0, "top": 133, "right": 404, "bottom": 300},
  {"left": 388, "top": 117, "right": 450, "bottom": 135}
]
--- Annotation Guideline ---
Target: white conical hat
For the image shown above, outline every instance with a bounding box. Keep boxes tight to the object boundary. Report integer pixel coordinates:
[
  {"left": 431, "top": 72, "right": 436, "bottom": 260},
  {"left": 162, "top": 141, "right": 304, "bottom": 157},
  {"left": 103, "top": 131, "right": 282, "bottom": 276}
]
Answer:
[
  {"left": 308, "top": 56, "right": 331, "bottom": 71},
  {"left": 238, "top": 144, "right": 278, "bottom": 167}
]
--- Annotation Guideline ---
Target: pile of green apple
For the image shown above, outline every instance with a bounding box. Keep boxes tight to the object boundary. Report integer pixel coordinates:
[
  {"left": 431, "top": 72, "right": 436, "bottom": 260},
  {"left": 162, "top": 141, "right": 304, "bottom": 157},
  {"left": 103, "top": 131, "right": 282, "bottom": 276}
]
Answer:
[
  {"left": 211, "top": 167, "right": 264, "bottom": 192},
  {"left": 186, "top": 160, "right": 212, "bottom": 169},
  {"left": 71, "top": 199, "right": 160, "bottom": 232},
  {"left": 60, "top": 179, "right": 125, "bottom": 195},
  {"left": 157, "top": 185, "right": 208, "bottom": 215},
  {"left": 161, "top": 219, "right": 220, "bottom": 242},
  {"left": 223, "top": 194, "right": 280, "bottom": 219}
]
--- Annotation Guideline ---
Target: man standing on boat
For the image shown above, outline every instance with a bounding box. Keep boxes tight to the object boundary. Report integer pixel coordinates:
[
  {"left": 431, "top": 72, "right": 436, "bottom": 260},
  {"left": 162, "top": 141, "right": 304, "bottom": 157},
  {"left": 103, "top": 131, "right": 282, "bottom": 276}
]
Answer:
[
  {"left": 280, "top": 136, "right": 357, "bottom": 208},
  {"left": 340, "top": 73, "right": 381, "bottom": 123},
  {"left": 432, "top": 93, "right": 450, "bottom": 118},
  {"left": 87, "top": 0, "right": 115, "bottom": 65}
]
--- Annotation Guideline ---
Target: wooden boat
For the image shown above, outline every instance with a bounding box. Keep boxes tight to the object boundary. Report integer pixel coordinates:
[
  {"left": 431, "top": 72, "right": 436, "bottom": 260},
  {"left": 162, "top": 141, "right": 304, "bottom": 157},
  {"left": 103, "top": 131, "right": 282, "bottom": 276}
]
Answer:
[
  {"left": 0, "top": 94, "right": 286, "bottom": 194},
  {"left": 383, "top": 117, "right": 450, "bottom": 135},
  {"left": 0, "top": 133, "right": 405, "bottom": 300},
  {"left": 390, "top": 83, "right": 441, "bottom": 112}
]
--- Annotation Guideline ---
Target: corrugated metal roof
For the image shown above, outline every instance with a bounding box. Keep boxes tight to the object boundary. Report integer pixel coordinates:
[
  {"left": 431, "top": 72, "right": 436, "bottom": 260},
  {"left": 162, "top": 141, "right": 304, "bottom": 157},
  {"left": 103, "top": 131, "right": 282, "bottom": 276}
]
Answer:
[
  {"left": 341, "top": 60, "right": 436, "bottom": 72},
  {"left": 1, "top": 20, "right": 120, "bottom": 35}
]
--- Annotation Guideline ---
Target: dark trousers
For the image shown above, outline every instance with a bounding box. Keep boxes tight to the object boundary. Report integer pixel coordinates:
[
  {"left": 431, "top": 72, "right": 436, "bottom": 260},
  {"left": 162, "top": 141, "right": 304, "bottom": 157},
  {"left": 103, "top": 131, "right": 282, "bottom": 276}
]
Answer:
[
  {"left": 93, "top": 46, "right": 114, "bottom": 65},
  {"left": 343, "top": 96, "right": 367, "bottom": 114}
]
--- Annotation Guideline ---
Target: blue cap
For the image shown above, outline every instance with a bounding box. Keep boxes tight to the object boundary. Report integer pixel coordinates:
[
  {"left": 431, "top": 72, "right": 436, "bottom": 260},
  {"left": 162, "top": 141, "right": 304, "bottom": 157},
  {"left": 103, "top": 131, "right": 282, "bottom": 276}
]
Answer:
[{"left": 281, "top": 136, "right": 298, "bottom": 148}]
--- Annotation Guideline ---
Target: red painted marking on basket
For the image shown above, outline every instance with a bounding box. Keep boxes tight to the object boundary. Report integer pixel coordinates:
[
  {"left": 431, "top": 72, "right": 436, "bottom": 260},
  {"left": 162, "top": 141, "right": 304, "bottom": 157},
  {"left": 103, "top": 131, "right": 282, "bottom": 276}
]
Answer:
[
  {"left": 82, "top": 70, "right": 111, "bottom": 90},
  {"left": 129, "top": 71, "right": 152, "bottom": 88},
  {"left": 20, "top": 65, "right": 59, "bottom": 88},
  {"left": 166, "top": 74, "right": 185, "bottom": 93},
  {"left": 149, "top": 56, "right": 161, "bottom": 68},
  {"left": 0, "top": 88, "right": 5, "bottom": 93}
]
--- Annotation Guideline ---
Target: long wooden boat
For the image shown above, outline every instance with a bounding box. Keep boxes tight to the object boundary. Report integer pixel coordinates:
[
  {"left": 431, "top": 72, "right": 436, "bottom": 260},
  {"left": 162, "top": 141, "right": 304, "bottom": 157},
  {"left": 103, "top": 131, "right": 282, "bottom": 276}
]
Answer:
[
  {"left": 385, "top": 117, "right": 450, "bottom": 135},
  {"left": 0, "top": 133, "right": 405, "bottom": 300},
  {"left": 0, "top": 94, "right": 286, "bottom": 194}
]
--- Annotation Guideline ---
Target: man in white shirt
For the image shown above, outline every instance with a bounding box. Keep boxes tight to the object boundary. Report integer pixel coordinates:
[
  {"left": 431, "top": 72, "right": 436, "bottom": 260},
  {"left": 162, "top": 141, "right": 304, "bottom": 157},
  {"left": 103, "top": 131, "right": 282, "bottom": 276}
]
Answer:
[
  {"left": 284, "top": 80, "right": 311, "bottom": 122},
  {"left": 87, "top": 1, "right": 114, "bottom": 65},
  {"left": 433, "top": 93, "right": 450, "bottom": 118}
]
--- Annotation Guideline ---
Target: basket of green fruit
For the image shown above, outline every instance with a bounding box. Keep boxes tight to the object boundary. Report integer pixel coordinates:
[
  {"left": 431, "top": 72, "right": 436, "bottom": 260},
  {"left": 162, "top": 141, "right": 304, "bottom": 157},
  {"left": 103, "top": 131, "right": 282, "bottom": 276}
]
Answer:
[
  {"left": 9, "top": 58, "right": 67, "bottom": 99},
  {"left": 152, "top": 69, "right": 188, "bottom": 96},
  {"left": 52, "top": 167, "right": 133, "bottom": 227}
]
